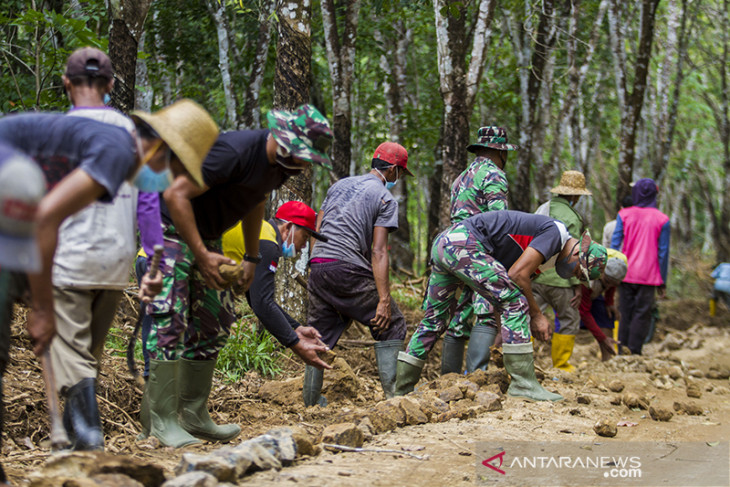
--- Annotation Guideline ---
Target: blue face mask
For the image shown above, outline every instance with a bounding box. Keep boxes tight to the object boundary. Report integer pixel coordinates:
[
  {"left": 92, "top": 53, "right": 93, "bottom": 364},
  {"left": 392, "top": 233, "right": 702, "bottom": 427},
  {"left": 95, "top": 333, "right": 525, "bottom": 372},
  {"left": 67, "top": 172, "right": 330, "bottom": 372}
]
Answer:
[
  {"left": 385, "top": 180, "right": 397, "bottom": 190},
  {"left": 282, "top": 230, "right": 296, "bottom": 258},
  {"left": 133, "top": 165, "right": 172, "bottom": 193},
  {"left": 103, "top": 93, "right": 111, "bottom": 105}
]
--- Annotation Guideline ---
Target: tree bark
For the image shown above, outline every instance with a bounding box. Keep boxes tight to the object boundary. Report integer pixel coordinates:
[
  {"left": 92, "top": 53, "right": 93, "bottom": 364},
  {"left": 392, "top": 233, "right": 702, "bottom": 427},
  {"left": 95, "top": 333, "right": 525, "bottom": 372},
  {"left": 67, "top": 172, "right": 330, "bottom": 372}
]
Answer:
[
  {"left": 272, "top": 0, "right": 313, "bottom": 325},
  {"left": 208, "top": 0, "right": 237, "bottom": 129},
  {"left": 106, "top": 0, "right": 153, "bottom": 114},
  {"left": 134, "top": 30, "right": 152, "bottom": 111},
  {"left": 239, "top": 0, "right": 275, "bottom": 129}
]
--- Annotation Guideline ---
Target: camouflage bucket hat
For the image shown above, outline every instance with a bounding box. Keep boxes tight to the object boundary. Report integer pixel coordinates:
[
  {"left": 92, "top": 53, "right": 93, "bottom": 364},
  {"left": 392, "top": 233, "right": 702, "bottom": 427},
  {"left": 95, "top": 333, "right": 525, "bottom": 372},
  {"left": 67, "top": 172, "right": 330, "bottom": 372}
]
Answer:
[
  {"left": 467, "top": 126, "right": 519, "bottom": 153},
  {"left": 267, "top": 104, "right": 333, "bottom": 169},
  {"left": 578, "top": 231, "right": 607, "bottom": 286}
]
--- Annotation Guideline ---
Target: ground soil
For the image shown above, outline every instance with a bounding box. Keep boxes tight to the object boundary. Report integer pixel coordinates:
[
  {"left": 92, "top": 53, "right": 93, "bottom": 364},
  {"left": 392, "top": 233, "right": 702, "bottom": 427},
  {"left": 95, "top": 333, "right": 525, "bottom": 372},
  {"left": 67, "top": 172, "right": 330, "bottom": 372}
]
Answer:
[{"left": 3, "top": 292, "right": 730, "bottom": 486}]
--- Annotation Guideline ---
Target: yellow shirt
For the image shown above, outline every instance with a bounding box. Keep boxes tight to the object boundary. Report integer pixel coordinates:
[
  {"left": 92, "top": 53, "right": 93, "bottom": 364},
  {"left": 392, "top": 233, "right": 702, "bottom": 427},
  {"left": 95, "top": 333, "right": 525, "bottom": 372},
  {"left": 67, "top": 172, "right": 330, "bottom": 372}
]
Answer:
[{"left": 221, "top": 220, "right": 277, "bottom": 264}]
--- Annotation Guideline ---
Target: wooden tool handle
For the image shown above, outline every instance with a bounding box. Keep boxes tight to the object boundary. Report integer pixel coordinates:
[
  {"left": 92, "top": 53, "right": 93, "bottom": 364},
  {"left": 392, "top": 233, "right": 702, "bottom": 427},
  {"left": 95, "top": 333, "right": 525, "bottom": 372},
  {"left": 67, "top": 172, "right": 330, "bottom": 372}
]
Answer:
[
  {"left": 40, "top": 349, "right": 69, "bottom": 450},
  {"left": 148, "top": 244, "right": 164, "bottom": 279}
]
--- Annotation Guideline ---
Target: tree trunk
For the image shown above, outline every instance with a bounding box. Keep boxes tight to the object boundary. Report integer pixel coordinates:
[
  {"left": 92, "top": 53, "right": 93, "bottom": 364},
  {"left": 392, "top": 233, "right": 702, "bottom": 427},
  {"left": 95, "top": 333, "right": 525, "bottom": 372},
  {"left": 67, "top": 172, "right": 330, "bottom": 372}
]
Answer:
[
  {"left": 208, "top": 0, "right": 237, "bottom": 129},
  {"left": 239, "top": 0, "right": 274, "bottom": 129},
  {"left": 106, "top": 0, "right": 153, "bottom": 114},
  {"left": 272, "top": 0, "right": 313, "bottom": 325},
  {"left": 134, "top": 30, "right": 152, "bottom": 111}
]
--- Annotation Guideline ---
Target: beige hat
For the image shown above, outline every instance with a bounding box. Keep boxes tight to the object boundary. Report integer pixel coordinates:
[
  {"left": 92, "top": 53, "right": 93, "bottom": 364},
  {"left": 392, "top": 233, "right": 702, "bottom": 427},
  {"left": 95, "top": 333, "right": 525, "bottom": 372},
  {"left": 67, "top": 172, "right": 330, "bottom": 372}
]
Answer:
[
  {"left": 550, "top": 170, "right": 592, "bottom": 196},
  {"left": 131, "top": 99, "right": 219, "bottom": 187}
]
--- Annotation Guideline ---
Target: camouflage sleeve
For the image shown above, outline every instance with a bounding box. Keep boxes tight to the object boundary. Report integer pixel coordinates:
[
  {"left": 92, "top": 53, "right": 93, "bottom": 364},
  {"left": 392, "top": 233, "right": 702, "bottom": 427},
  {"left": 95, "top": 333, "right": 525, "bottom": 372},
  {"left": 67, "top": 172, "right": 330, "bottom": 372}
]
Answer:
[{"left": 480, "top": 167, "right": 509, "bottom": 212}]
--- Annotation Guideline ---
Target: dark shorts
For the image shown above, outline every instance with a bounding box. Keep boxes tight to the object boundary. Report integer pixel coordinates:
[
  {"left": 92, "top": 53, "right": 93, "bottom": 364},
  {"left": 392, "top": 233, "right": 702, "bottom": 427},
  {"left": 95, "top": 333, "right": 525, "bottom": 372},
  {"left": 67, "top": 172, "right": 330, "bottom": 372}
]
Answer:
[
  {"left": 0, "top": 270, "right": 28, "bottom": 373},
  {"left": 307, "top": 260, "right": 407, "bottom": 349}
]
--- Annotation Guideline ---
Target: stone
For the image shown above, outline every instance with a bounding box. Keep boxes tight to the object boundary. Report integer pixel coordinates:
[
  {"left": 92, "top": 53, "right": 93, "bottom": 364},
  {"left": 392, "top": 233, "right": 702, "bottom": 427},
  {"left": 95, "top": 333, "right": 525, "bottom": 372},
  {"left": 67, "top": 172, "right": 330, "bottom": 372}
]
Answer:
[
  {"left": 264, "top": 428, "right": 297, "bottom": 464},
  {"left": 486, "top": 369, "right": 510, "bottom": 394},
  {"left": 438, "top": 385, "right": 464, "bottom": 403},
  {"left": 176, "top": 452, "right": 240, "bottom": 482},
  {"left": 673, "top": 401, "right": 703, "bottom": 416},
  {"left": 686, "top": 382, "right": 702, "bottom": 398},
  {"left": 161, "top": 472, "right": 218, "bottom": 487},
  {"left": 607, "top": 380, "right": 625, "bottom": 393},
  {"left": 320, "top": 423, "right": 364, "bottom": 448},
  {"left": 364, "top": 405, "right": 397, "bottom": 434},
  {"left": 713, "top": 386, "right": 730, "bottom": 395},
  {"left": 649, "top": 405, "right": 673, "bottom": 422},
  {"left": 706, "top": 368, "right": 730, "bottom": 380},
  {"left": 456, "top": 380, "right": 480, "bottom": 400},
  {"left": 593, "top": 419, "right": 617, "bottom": 438},
  {"left": 622, "top": 393, "right": 649, "bottom": 410},
  {"left": 667, "top": 366, "right": 684, "bottom": 380},
  {"left": 28, "top": 452, "right": 166, "bottom": 487},
  {"left": 473, "top": 391, "right": 502, "bottom": 411},
  {"left": 576, "top": 395, "right": 591, "bottom": 405},
  {"left": 322, "top": 358, "right": 361, "bottom": 402},
  {"left": 436, "top": 407, "right": 477, "bottom": 422},
  {"left": 288, "top": 426, "right": 319, "bottom": 457},
  {"left": 688, "top": 369, "right": 704, "bottom": 378},
  {"left": 466, "top": 369, "right": 489, "bottom": 387},
  {"left": 610, "top": 395, "right": 623, "bottom": 406},
  {"left": 395, "top": 397, "right": 429, "bottom": 425},
  {"left": 411, "top": 392, "right": 450, "bottom": 420},
  {"left": 380, "top": 399, "right": 407, "bottom": 426},
  {"left": 258, "top": 377, "right": 302, "bottom": 406},
  {"left": 356, "top": 417, "right": 374, "bottom": 442},
  {"left": 660, "top": 334, "right": 683, "bottom": 351}
]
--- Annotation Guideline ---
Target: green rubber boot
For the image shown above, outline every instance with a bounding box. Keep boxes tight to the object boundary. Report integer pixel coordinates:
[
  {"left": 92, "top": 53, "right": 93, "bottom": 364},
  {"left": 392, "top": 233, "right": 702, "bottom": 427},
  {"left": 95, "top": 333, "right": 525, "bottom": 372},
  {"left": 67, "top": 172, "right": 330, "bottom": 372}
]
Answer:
[
  {"left": 374, "top": 340, "right": 402, "bottom": 399},
  {"left": 503, "top": 342, "right": 563, "bottom": 402},
  {"left": 465, "top": 325, "right": 498, "bottom": 373},
  {"left": 178, "top": 359, "right": 241, "bottom": 442},
  {"left": 302, "top": 365, "right": 327, "bottom": 407},
  {"left": 440, "top": 335, "right": 466, "bottom": 375},
  {"left": 146, "top": 359, "right": 200, "bottom": 447},
  {"left": 394, "top": 352, "right": 425, "bottom": 396}
]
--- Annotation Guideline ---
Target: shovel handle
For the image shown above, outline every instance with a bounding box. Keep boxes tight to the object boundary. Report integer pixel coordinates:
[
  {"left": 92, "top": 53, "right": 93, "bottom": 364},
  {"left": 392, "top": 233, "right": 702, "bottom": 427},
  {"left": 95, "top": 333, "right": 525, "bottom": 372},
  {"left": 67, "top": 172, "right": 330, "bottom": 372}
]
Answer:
[
  {"left": 148, "top": 245, "right": 164, "bottom": 279},
  {"left": 40, "top": 349, "right": 70, "bottom": 450}
]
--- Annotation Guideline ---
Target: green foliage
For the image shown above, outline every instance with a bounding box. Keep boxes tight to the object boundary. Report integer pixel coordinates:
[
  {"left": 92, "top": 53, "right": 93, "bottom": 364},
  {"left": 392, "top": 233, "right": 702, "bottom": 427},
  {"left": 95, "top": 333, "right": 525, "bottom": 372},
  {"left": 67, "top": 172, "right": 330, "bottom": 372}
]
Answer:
[{"left": 216, "top": 316, "right": 283, "bottom": 382}]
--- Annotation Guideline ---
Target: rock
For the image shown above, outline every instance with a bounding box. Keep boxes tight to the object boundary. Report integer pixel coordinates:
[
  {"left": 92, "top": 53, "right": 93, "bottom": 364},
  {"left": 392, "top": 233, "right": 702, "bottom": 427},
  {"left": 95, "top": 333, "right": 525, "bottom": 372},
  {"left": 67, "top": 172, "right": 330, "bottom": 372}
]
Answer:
[
  {"left": 688, "top": 369, "right": 704, "bottom": 378},
  {"left": 593, "top": 419, "right": 617, "bottom": 438},
  {"left": 90, "top": 474, "right": 145, "bottom": 487},
  {"left": 667, "top": 366, "right": 684, "bottom": 380},
  {"left": 686, "top": 382, "right": 702, "bottom": 398},
  {"left": 322, "top": 358, "right": 361, "bottom": 402},
  {"left": 482, "top": 383, "right": 504, "bottom": 396},
  {"left": 660, "top": 334, "right": 683, "bottom": 351},
  {"left": 456, "top": 379, "right": 480, "bottom": 400},
  {"left": 649, "top": 405, "right": 673, "bottom": 422},
  {"left": 706, "top": 368, "right": 730, "bottom": 380},
  {"left": 474, "top": 391, "right": 502, "bottom": 411},
  {"left": 364, "top": 401, "right": 401, "bottom": 434},
  {"left": 320, "top": 423, "right": 364, "bottom": 448},
  {"left": 610, "top": 395, "right": 623, "bottom": 406},
  {"left": 673, "top": 401, "right": 703, "bottom": 416},
  {"left": 396, "top": 397, "right": 429, "bottom": 425},
  {"left": 622, "top": 393, "right": 649, "bottom": 410},
  {"left": 438, "top": 385, "right": 464, "bottom": 403},
  {"left": 161, "top": 472, "right": 218, "bottom": 487},
  {"left": 466, "top": 369, "right": 489, "bottom": 387},
  {"left": 713, "top": 386, "right": 730, "bottom": 395},
  {"left": 411, "top": 392, "right": 450, "bottom": 420},
  {"left": 28, "top": 452, "right": 165, "bottom": 487},
  {"left": 576, "top": 395, "right": 591, "bottom": 405},
  {"left": 288, "top": 426, "right": 320, "bottom": 457},
  {"left": 491, "top": 347, "right": 504, "bottom": 368},
  {"left": 380, "top": 399, "right": 407, "bottom": 426},
  {"left": 607, "top": 380, "right": 625, "bottom": 393},
  {"left": 258, "top": 377, "right": 302, "bottom": 406},
  {"left": 264, "top": 428, "right": 297, "bottom": 464},
  {"left": 486, "top": 369, "right": 510, "bottom": 394},
  {"left": 436, "top": 407, "right": 478, "bottom": 422},
  {"left": 426, "top": 373, "right": 460, "bottom": 391},
  {"left": 238, "top": 442, "right": 281, "bottom": 472},
  {"left": 356, "top": 417, "right": 374, "bottom": 442}
]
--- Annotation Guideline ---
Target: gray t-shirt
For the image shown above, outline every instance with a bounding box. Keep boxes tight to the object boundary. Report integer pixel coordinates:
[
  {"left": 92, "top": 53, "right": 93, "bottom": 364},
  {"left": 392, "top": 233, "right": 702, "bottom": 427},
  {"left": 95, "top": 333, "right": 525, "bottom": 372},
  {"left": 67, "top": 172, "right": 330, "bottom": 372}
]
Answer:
[{"left": 311, "top": 173, "right": 398, "bottom": 270}]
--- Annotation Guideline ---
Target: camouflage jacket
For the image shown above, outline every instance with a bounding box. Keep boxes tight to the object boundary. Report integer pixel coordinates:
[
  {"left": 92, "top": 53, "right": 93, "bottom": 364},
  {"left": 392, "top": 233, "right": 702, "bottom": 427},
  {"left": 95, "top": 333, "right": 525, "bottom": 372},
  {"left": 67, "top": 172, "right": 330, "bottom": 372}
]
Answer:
[{"left": 449, "top": 156, "right": 508, "bottom": 223}]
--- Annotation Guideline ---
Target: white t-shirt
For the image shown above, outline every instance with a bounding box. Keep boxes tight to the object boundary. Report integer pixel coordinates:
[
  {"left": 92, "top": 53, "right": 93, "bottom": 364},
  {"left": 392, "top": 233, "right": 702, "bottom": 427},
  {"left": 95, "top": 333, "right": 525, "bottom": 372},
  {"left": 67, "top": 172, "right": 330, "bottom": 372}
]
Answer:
[{"left": 52, "top": 107, "right": 138, "bottom": 289}]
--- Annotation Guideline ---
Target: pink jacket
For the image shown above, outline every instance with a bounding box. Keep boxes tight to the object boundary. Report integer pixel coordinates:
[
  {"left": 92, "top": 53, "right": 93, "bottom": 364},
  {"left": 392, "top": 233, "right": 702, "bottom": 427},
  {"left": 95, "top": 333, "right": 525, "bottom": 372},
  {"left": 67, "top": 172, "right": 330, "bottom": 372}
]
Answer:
[{"left": 612, "top": 206, "right": 670, "bottom": 286}]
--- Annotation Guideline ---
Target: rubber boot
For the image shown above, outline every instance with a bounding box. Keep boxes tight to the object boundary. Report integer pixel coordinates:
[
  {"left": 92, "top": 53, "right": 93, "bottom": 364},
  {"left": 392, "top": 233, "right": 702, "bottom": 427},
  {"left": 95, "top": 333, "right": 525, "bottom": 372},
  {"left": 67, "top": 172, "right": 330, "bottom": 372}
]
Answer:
[
  {"left": 394, "top": 352, "right": 425, "bottom": 396},
  {"left": 178, "top": 359, "right": 241, "bottom": 442},
  {"left": 374, "top": 340, "right": 402, "bottom": 399},
  {"left": 145, "top": 359, "right": 199, "bottom": 447},
  {"left": 440, "top": 336, "right": 466, "bottom": 375},
  {"left": 302, "top": 365, "right": 327, "bottom": 407},
  {"left": 551, "top": 333, "right": 576, "bottom": 372},
  {"left": 62, "top": 378, "right": 104, "bottom": 450},
  {"left": 503, "top": 342, "right": 563, "bottom": 402},
  {"left": 465, "top": 325, "right": 498, "bottom": 373}
]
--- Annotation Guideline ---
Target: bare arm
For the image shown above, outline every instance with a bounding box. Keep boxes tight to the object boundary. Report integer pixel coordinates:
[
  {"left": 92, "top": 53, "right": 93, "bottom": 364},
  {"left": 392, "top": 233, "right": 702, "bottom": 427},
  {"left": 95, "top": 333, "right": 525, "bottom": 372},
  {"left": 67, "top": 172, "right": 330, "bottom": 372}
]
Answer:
[
  {"left": 507, "top": 247, "right": 551, "bottom": 341},
  {"left": 234, "top": 200, "right": 265, "bottom": 293},
  {"left": 163, "top": 176, "right": 235, "bottom": 289},
  {"left": 370, "top": 226, "right": 392, "bottom": 331},
  {"left": 310, "top": 208, "right": 325, "bottom": 251},
  {"left": 28, "top": 169, "right": 106, "bottom": 355}
]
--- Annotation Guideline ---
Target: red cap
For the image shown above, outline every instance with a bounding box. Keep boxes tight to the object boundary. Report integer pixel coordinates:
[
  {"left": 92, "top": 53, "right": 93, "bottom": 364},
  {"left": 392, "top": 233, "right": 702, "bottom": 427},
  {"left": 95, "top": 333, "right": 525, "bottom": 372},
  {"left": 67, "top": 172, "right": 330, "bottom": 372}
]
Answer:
[
  {"left": 275, "top": 201, "right": 329, "bottom": 242},
  {"left": 372, "top": 142, "right": 412, "bottom": 176}
]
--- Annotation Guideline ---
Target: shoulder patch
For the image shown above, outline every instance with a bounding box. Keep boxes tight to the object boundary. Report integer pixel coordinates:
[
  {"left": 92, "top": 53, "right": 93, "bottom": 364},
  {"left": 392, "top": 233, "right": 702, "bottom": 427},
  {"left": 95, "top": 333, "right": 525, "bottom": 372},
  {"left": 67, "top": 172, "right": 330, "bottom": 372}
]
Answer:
[{"left": 269, "top": 260, "right": 278, "bottom": 273}]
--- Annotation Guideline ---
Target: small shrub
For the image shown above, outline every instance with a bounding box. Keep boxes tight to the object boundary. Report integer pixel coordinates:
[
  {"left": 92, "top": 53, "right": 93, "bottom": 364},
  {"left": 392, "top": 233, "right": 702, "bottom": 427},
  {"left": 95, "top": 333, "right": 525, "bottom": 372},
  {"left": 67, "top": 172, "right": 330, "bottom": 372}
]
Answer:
[{"left": 216, "top": 319, "right": 283, "bottom": 381}]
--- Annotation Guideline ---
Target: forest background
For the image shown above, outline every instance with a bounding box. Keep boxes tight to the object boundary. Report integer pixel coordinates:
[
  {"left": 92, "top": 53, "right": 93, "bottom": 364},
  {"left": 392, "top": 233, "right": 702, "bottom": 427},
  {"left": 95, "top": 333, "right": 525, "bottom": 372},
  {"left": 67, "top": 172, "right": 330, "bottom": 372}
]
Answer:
[{"left": 1, "top": 0, "right": 727, "bottom": 303}]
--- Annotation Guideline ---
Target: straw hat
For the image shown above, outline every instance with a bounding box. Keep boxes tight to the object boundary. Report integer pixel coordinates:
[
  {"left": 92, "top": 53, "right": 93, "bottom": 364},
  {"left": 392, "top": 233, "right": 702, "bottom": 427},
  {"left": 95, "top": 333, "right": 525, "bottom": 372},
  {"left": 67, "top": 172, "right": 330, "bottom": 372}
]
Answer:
[
  {"left": 550, "top": 170, "right": 592, "bottom": 196},
  {"left": 131, "top": 99, "right": 219, "bottom": 187}
]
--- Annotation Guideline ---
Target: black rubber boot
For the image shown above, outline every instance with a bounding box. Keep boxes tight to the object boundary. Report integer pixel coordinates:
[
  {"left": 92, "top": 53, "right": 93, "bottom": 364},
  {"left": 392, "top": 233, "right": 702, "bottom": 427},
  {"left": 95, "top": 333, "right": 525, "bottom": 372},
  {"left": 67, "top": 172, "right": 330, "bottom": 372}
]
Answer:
[
  {"left": 465, "top": 325, "right": 498, "bottom": 373},
  {"left": 440, "top": 335, "right": 466, "bottom": 375},
  {"left": 374, "top": 340, "right": 402, "bottom": 399},
  {"left": 62, "top": 378, "right": 104, "bottom": 451},
  {"left": 302, "top": 365, "right": 327, "bottom": 407}
]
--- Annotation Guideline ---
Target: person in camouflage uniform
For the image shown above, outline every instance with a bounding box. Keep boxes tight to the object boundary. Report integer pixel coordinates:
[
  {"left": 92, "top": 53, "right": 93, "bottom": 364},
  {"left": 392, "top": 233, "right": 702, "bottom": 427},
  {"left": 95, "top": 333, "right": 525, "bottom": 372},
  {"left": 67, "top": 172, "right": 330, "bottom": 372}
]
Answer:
[
  {"left": 442, "top": 126, "right": 518, "bottom": 376},
  {"left": 533, "top": 170, "right": 592, "bottom": 372},
  {"left": 143, "top": 105, "right": 333, "bottom": 448},
  {"left": 395, "top": 211, "right": 607, "bottom": 402}
]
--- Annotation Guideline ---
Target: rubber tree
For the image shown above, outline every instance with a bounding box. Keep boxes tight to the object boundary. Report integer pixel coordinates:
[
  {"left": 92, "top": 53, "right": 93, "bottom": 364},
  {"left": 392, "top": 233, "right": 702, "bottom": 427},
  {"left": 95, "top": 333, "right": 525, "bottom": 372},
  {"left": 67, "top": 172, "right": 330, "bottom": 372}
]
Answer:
[{"left": 106, "top": 0, "right": 152, "bottom": 113}]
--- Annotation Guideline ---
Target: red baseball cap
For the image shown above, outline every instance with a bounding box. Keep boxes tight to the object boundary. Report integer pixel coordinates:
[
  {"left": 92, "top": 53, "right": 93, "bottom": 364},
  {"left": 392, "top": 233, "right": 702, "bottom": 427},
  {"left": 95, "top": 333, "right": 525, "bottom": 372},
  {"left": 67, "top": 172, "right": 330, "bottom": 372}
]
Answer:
[
  {"left": 275, "top": 201, "right": 329, "bottom": 242},
  {"left": 372, "top": 142, "right": 413, "bottom": 176}
]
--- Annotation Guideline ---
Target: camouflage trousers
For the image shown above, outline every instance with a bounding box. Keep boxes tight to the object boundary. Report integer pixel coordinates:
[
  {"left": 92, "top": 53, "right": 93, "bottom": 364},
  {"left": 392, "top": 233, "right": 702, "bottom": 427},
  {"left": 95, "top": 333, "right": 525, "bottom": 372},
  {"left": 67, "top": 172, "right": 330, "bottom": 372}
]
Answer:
[
  {"left": 444, "top": 286, "right": 497, "bottom": 339},
  {"left": 146, "top": 225, "right": 236, "bottom": 361},
  {"left": 405, "top": 224, "right": 531, "bottom": 361}
]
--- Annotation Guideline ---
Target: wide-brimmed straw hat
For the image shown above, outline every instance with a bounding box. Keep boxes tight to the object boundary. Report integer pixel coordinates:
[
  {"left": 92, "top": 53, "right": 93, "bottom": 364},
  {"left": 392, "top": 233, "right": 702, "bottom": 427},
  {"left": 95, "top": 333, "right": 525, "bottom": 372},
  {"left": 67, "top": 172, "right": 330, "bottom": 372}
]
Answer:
[
  {"left": 550, "top": 170, "right": 592, "bottom": 196},
  {"left": 131, "top": 99, "right": 219, "bottom": 187}
]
